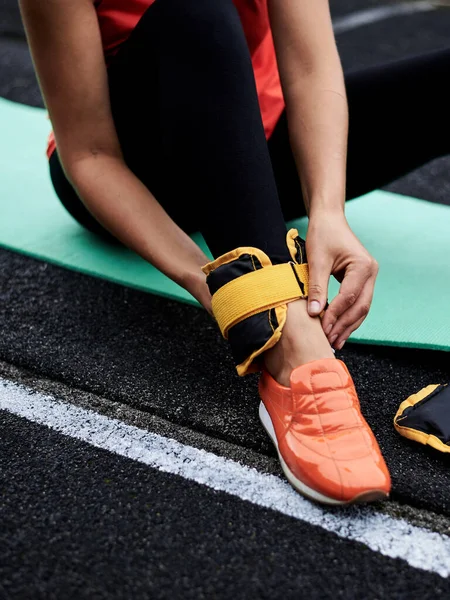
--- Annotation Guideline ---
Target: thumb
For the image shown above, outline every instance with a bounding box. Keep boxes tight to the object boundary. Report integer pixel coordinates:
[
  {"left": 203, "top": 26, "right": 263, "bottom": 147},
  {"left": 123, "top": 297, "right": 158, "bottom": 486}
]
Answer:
[{"left": 307, "top": 260, "right": 330, "bottom": 316}]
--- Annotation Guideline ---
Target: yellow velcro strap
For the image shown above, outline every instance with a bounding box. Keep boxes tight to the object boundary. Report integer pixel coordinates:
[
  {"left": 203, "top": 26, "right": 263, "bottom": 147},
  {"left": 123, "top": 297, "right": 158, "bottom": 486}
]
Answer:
[{"left": 212, "top": 262, "right": 309, "bottom": 339}]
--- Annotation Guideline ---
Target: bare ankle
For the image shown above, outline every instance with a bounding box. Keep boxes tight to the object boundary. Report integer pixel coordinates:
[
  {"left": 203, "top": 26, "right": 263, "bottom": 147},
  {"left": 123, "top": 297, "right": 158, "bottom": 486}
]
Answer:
[{"left": 262, "top": 299, "right": 334, "bottom": 386}]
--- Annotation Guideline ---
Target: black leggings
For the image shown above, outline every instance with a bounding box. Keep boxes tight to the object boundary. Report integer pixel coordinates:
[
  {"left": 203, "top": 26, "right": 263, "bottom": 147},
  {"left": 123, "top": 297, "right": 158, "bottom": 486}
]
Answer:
[{"left": 50, "top": 0, "right": 450, "bottom": 266}]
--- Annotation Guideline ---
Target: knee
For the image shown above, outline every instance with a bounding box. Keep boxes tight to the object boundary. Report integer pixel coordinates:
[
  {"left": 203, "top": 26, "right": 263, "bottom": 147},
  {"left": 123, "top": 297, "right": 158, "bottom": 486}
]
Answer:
[{"left": 166, "top": 0, "right": 249, "bottom": 64}]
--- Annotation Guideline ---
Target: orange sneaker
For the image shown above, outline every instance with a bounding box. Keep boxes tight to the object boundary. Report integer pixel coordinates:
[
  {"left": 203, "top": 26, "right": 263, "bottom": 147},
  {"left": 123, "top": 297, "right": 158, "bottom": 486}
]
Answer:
[{"left": 258, "top": 358, "right": 391, "bottom": 505}]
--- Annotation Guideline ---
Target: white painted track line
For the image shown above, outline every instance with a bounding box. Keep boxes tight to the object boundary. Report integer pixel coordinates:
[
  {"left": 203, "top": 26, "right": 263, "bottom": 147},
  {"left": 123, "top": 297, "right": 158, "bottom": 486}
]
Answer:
[
  {"left": 333, "top": 2, "right": 437, "bottom": 34},
  {"left": 1, "top": 377, "right": 449, "bottom": 578}
]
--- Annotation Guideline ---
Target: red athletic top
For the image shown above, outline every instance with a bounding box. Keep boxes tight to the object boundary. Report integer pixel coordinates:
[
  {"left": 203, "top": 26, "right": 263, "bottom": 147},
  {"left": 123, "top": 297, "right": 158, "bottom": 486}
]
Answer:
[{"left": 47, "top": 0, "right": 284, "bottom": 158}]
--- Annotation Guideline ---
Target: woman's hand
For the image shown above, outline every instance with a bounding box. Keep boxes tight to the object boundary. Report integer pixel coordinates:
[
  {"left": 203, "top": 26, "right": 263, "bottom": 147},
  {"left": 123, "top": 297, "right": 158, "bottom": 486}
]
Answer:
[{"left": 306, "top": 210, "right": 379, "bottom": 349}]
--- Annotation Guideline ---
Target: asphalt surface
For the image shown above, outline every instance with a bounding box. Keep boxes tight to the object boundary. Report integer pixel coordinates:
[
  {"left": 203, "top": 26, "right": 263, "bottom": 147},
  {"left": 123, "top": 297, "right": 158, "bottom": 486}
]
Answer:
[
  {"left": 1, "top": 248, "right": 450, "bottom": 518},
  {"left": 3, "top": 408, "right": 449, "bottom": 600},
  {"left": 1, "top": 0, "right": 450, "bottom": 597}
]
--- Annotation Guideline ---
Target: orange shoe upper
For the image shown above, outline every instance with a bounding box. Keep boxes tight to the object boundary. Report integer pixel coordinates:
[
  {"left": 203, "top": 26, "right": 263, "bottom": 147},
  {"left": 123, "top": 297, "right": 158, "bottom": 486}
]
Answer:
[{"left": 258, "top": 358, "right": 391, "bottom": 502}]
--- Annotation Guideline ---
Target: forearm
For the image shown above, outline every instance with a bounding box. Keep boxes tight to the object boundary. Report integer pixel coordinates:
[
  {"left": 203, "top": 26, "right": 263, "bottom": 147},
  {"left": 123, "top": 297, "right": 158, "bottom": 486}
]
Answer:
[
  {"left": 269, "top": 0, "right": 348, "bottom": 218},
  {"left": 284, "top": 71, "right": 348, "bottom": 218},
  {"left": 19, "top": 0, "right": 211, "bottom": 309},
  {"left": 67, "top": 155, "right": 211, "bottom": 293}
]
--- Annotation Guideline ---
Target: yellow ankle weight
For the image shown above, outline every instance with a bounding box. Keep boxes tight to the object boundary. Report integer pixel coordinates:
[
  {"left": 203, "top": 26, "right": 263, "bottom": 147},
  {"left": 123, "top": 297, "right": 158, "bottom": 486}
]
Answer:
[
  {"left": 394, "top": 383, "right": 450, "bottom": 453},
  {"left": 202, "top": 228, "right": 309, "bottom": 376},
  {"left": 212, "top": 262, "right": 309, "bottom": 339}
]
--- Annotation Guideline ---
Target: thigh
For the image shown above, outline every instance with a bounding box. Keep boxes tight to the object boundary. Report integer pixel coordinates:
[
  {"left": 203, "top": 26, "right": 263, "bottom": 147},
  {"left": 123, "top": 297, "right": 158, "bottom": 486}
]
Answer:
[
  {"left": 108, "top": 0, "right": 192, "bottom": 230},
  {"left": 109, "top": 0, "right": 293, "bottom": 257},
  {"left": 105, "top": 0, "right": 207, "bottom": 235}
]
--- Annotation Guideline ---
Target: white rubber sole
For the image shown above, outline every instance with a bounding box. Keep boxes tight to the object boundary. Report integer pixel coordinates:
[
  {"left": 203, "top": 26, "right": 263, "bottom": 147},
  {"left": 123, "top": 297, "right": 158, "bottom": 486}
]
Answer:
[{"left": 258, "top": 401, "right": 388, "bottom": 506}]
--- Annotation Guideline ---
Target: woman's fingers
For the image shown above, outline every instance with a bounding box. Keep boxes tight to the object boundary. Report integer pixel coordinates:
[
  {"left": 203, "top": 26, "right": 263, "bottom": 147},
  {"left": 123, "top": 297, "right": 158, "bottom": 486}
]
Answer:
[
  {"left": 321, "top": 256, "right": 376, "bottom": 337},
  {"left": 326, "top": 273, "right": 377, "bottom": 347},
  {"left": 307, "top": 257, "right": 332, "bottom": 316},
  {"left": 333, "top": 316, "right": 366, "bottom": 350}
]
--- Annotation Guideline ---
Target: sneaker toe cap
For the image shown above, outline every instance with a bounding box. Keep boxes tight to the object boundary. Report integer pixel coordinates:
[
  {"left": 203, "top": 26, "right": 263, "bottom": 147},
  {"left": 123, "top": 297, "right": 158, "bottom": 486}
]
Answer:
[{"left": 281, "top": 432, "right": 391, "bottom": 503}]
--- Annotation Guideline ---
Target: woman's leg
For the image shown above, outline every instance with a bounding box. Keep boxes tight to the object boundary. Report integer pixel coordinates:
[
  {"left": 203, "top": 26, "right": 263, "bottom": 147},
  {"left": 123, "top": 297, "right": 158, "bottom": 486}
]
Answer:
[
  {"left": 109, "top": 0, "right": 333, "bottom": 379},
  {"left": 268, "top": 47, "right": 450, "bottom": 214},
  {"left": 48, "top": 0, "right": 333, "bottom": 384},
  {"left": 106, "top": 0, "right": 293, "bottom": 266},
  {"left": 50, "top": 0, "right": 294, "bottom": 264}
]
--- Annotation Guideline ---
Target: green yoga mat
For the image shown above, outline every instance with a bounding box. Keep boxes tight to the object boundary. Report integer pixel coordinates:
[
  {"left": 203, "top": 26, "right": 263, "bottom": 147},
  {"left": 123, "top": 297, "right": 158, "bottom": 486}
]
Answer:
[{"left": 0, "top": 97, "right": 449, "bottom": 351}]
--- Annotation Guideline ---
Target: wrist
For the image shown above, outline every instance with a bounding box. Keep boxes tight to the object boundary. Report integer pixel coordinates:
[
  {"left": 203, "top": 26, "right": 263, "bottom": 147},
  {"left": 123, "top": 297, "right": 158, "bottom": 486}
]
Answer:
[
  {"left": 308, "top": 203, "right": 346, "bottom": 223},
  {"left": 182, "top": 269, "right": 213, "bottom": 316}
]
